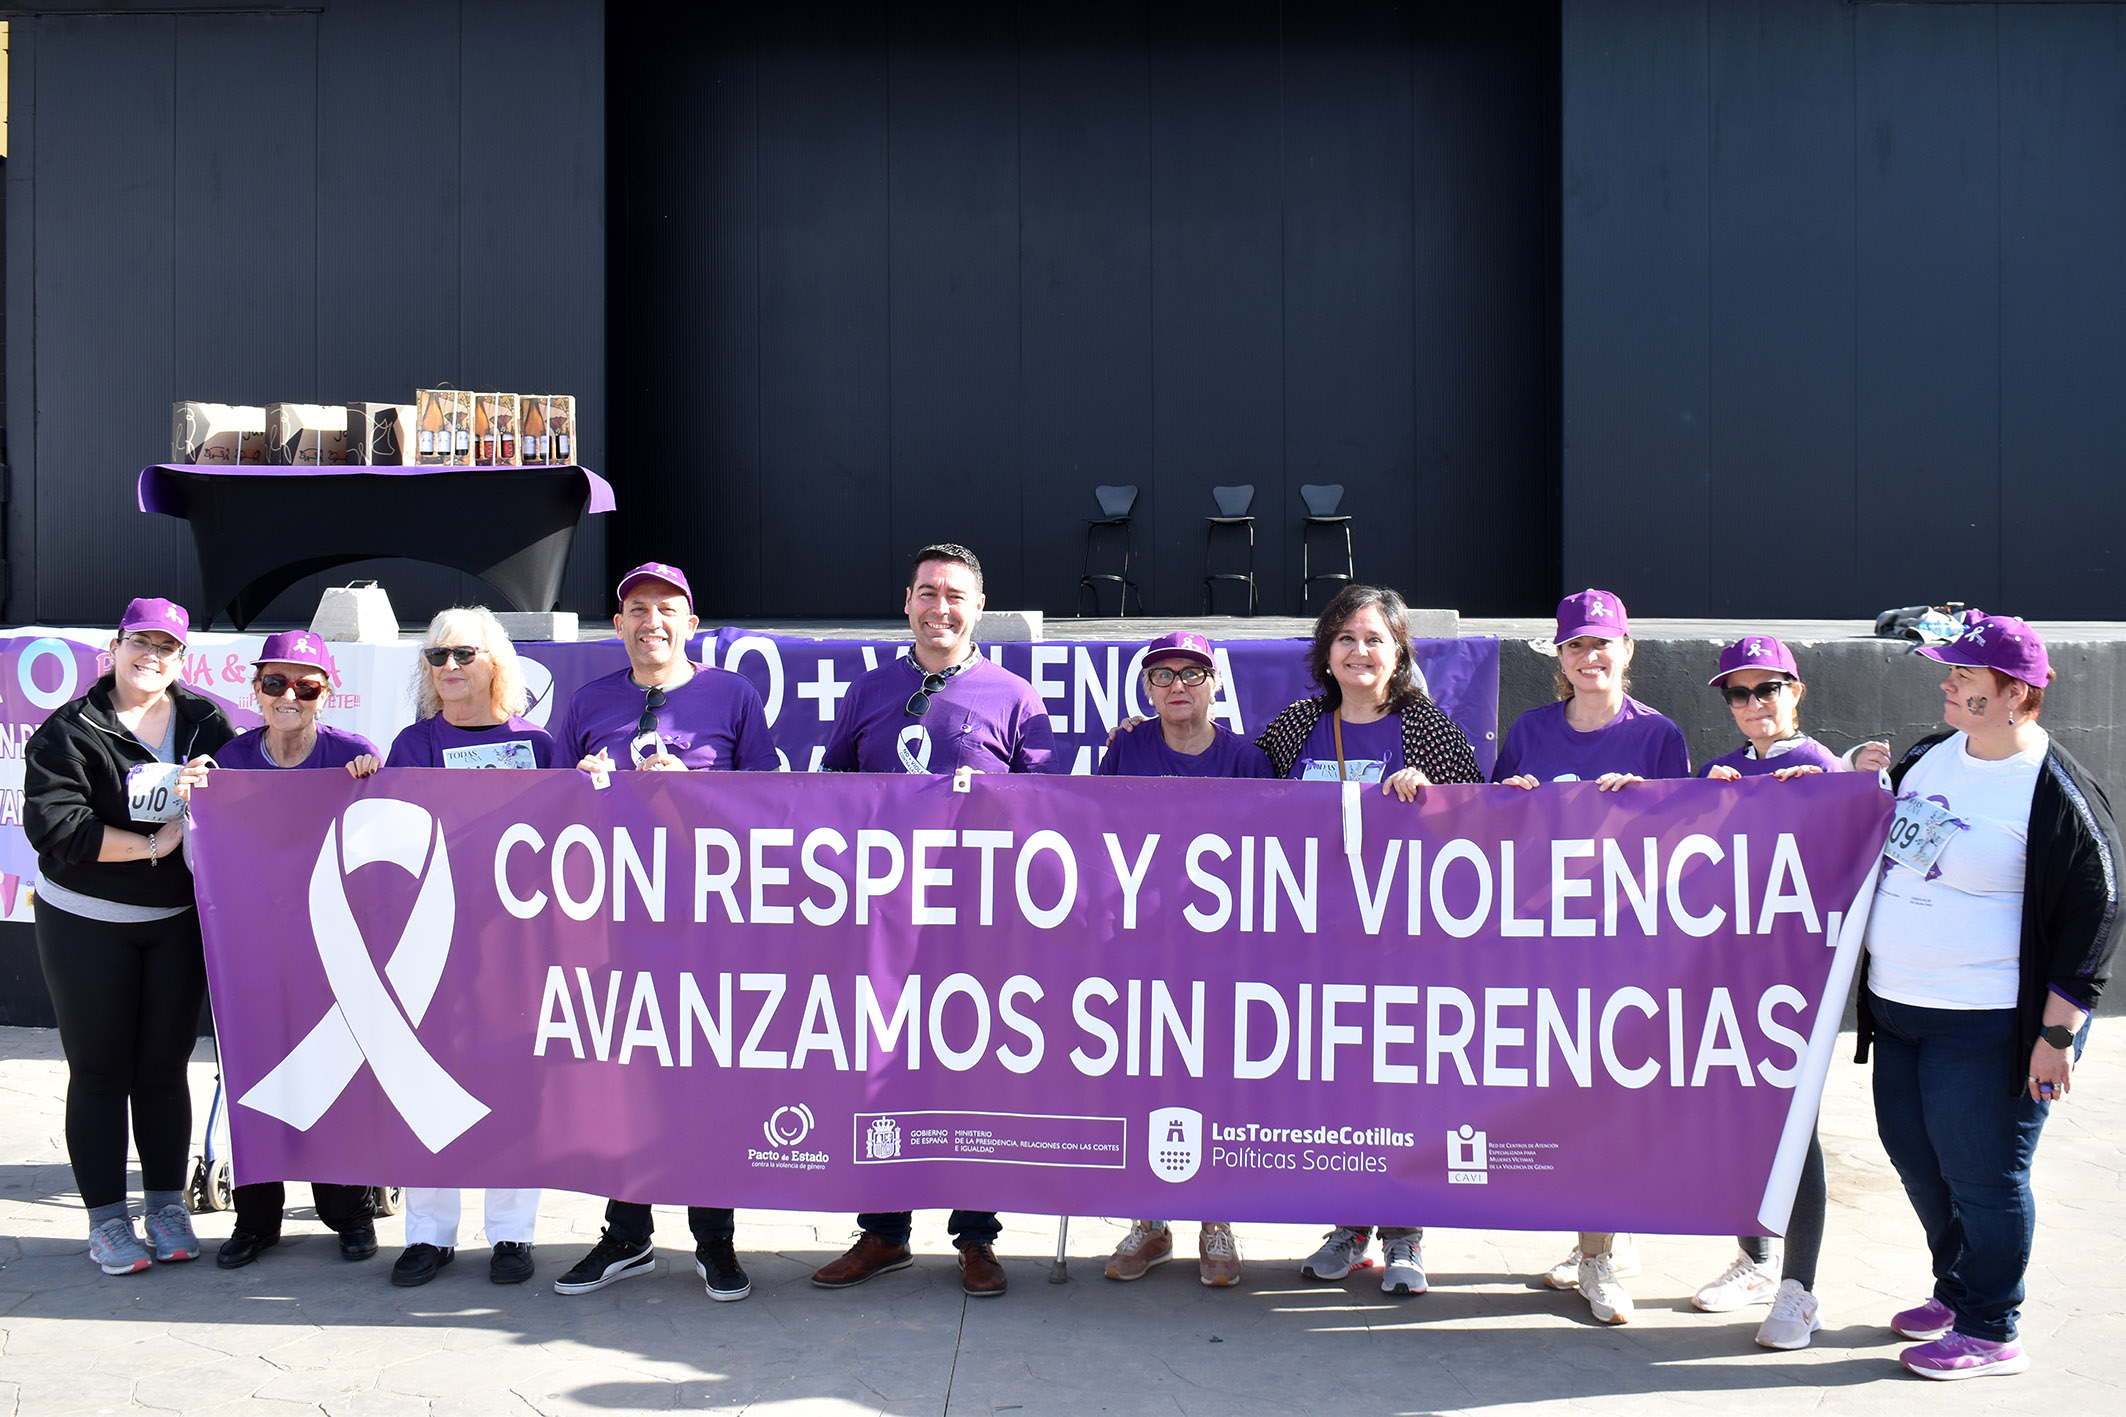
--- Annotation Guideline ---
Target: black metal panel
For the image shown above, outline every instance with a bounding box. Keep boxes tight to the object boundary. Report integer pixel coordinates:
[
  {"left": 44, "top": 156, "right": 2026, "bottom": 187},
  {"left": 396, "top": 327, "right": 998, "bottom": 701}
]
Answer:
[
  {"left": 1409, "top": 4, "right": 1560, "bottom": 616},
  {"left": 1017, "top": 1, "right": 1153, "bottom": 617},
  {"left": 1146, "top": 0, "right": 1285, "bottom": 615},
  {"left": 1706, "top": 0, "right": 1857, "bottom": 617},
  {"left": 4, "top": 22, "right": 41, "bottom": 623},
  {"left": 31, "top": 15, "right": 180, "bottom": 621},
  {"left": 1997, "top": 3, "right": 2126, "bottom": 619},
  {"left": 1559, "top": 0, "right": 1710, "bottom": 614},
  {"left": 755, "top": 1, "right": 893, "bottom": 617},
  {"left": 1851, "top": 2, "right": 2001, "bottom": 614},
  {"left": 887, "top": 4, "right": 1023, "bottom": 607},
  {"left": 1281, "top": 1, "right": 1414, "bottom": 612}
]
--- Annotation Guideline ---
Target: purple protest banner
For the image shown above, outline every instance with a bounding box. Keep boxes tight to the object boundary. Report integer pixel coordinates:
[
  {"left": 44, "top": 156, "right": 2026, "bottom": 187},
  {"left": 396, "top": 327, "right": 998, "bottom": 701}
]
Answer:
[{"left": 193, "top": 766, "right": 1889, "bottom": 1235}]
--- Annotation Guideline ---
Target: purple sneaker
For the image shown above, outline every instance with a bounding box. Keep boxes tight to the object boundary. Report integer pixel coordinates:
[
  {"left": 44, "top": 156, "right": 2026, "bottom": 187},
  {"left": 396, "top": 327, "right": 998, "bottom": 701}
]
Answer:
[
  {"left": 1901, "top": 1332, "right": 2030, "bottom": 1380},
  {"left": 1891, "top": 1296, "right": 1955, "bottom": 1340}
]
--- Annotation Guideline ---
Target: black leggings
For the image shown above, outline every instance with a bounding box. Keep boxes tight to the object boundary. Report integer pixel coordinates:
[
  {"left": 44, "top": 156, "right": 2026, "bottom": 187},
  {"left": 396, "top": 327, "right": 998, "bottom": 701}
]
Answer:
[
  {"left": 34, "top": 902, "right": 207, "bottom": 1210},
  {"left": 1739, "top": 1128, "right": 1827, "bottom": 1290}
]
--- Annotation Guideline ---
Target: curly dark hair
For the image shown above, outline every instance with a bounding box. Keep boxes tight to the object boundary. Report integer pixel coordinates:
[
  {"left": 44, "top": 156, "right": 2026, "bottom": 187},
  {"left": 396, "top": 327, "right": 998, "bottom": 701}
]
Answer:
[{"left": 1306, "top": 584, "right": 1426, "bottom": 712}]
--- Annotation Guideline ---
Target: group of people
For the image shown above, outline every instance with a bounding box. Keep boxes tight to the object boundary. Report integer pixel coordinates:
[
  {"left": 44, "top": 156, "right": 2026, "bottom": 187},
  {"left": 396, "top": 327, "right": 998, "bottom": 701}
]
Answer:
[{"left": 21, "top": 546, "right": 2115, "bottom": 1383}]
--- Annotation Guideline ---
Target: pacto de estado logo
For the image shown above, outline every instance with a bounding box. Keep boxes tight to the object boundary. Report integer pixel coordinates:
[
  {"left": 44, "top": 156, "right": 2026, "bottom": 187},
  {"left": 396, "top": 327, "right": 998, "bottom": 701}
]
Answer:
[{"left": 764, "top": 1103, "right": 815, "bottom": 1149}]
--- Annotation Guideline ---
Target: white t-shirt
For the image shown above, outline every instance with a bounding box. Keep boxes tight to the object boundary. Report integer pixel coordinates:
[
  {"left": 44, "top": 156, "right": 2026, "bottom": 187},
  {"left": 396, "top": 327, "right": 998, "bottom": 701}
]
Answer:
[{"left": 1865, "top": 731, "right": 2045, "bottom": 1010}]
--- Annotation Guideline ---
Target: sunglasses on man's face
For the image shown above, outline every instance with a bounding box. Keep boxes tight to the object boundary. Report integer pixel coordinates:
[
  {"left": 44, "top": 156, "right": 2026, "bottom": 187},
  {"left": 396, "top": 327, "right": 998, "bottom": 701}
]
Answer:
[
  {"left": 1721, "top": 680, "right": 1792, "bottom": 706},
  {"left": 259, "top": 674, "right": 327, "bottom": 702},
  {"left": 422, "top": 645, "right": 482, "bottom": 667},
  {"left": 1146, "top": 665, "right": 1211, "bottom": 687}
]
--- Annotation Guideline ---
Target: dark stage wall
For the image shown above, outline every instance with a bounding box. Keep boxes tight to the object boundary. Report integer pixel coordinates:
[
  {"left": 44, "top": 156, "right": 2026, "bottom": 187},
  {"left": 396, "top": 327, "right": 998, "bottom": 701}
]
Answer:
[
  {"left": 608, "top": 1, "right": 1562, "bottom": 621},
  {"left": 1562, "top": 0, "right": 2126, "bottom": 620}
]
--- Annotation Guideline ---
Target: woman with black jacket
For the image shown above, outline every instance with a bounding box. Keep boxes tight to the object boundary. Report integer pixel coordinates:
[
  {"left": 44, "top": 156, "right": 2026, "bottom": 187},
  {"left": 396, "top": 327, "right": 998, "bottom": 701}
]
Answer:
[
  {"left": 23, "top": 599, "right": 235, "bottom": 1276},
  {"left": 1858, "top": 614, "right": 2120, "bottom": 1380}
]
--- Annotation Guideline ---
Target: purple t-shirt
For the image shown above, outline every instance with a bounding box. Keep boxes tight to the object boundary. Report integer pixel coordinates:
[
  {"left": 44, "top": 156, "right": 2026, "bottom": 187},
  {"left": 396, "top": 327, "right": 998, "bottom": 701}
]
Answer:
[
  {"left": 386, "top": 715, "right": 555, "bottom": 770},
  {"left": 1699, "top": 735, "right": 1844, "bottom": 779},
  {"left": 821, "top": 654, "right": 1056, "bottom": 775},
  {"left": 1491, "top": 697, "right": 1691, "bottom": 783},
  {"left": 217, "top": 723, "right": 380, "bottom": 772},
  {"left": 1288, "top": 712, "right": 1405, "bottom": 783},
  {"left": 556, "top": 666, "right": 776, "bottom": 773},
  {"left": 1097, "top": 723, "right": 1274, "bottom": 779}
]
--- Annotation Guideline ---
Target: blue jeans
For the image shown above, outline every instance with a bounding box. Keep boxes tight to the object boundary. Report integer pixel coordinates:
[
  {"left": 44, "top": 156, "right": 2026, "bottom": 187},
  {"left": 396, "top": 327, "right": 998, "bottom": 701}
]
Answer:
[
  {"left": 1869, "top": 995, "right": 2077, "bottom": 1342},
  {"left": 857, "top": 1210, "right": 1000, "bottom": 1250}
]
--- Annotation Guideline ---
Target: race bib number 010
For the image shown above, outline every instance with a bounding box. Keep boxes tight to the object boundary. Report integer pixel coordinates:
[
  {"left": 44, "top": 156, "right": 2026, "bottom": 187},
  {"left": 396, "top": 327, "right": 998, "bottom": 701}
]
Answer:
[{"left": 126, "top": 761, "right": 188, "bottom": 824}]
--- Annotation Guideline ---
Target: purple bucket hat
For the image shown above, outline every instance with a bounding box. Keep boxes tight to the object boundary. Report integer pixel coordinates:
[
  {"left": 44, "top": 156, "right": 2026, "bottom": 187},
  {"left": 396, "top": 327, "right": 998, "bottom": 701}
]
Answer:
[
  {"left": 1709, "top": 635, "right": 1801, "bottom": 686},
  {"left": 1142, "top": 630, "right": 1216, "bottom": 670},
  {"left": 252, "top": 629, "right": 336, "bottom": 676},
  {"left": 616, "top": 561, "right": 693, "bottom": 607},
  {"left": 118, "top": 597, "right": 191, "bottom": 644},
  {"left": 1918, "top": 614, "right": 2052, "bottom": 687},
  {"left": 1554, "top": 588, "right": 1628, "bottom": 644}
]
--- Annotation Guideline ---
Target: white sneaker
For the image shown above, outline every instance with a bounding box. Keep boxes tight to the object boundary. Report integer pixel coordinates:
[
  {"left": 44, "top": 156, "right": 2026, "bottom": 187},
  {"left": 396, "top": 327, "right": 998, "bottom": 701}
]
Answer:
[
  {"left": 1545, "top": 1233, "right": 1640, "bottom": 1289},
  {"left": 1300, "top": 1227, "right": 1373, "bottom": 1281},
  {"left": 1694, "top": 1249, "right": 1781, "bottom": 1312},
  {"left": 1579, "top": 1252, "right": 1634, "bottom": 1324},
  {"left": 1755, "top": 1279, "right": 1823, "bottom": 1350},
  {"left": 1380, "top": 1235, "right": 1428, "bottom": 1296}
]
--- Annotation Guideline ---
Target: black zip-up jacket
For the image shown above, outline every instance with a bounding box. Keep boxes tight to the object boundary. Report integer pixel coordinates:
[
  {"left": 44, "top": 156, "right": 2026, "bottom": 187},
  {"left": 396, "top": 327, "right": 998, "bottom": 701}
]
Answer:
[
  {"left": 23, "top": 675, "right": 236, "bottom": 910},
  {"left": 1856, "top": 730, "right": 2122, "bottom": 1092}
]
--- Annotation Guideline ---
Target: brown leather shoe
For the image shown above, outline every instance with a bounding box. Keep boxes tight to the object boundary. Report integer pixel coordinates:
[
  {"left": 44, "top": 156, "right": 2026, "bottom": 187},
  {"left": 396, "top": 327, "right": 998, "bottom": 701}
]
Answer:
[
  {"left": 811, "top": 1233, "right": 914, "bottom": 1288},
  {"left": 958, "top": 1243, "right": 1007, "bottom": 1297}
]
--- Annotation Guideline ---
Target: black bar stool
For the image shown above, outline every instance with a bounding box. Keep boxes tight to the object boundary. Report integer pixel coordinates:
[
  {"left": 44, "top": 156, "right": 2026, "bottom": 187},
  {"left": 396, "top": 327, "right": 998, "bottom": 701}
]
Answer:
[
  {"left": 1077, "top": 484, "right": 1143, "bottom": 616},
  {"left": 1300, "top": 483, "right": 1353, "bottom": 609},
  {"left": 1202, "top": 484, "right": 1257, "bottom": 615}
]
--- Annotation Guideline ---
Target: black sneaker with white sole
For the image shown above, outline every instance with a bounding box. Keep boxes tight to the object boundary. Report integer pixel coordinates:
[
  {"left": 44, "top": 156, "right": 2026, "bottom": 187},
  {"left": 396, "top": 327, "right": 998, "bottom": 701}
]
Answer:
[
  {"left": 553, "top": 1232, "right": 656, "bottom": 1295},
  {"left": 695, "top": 1237, "right": 751, "bottom": 1301}
]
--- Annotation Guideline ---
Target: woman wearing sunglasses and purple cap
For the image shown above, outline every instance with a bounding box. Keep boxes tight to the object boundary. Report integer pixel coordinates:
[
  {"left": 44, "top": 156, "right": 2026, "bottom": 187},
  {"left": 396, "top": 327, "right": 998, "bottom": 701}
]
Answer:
[
  {"left": 1494, "top": 589, "right": 1689, "bottom": 1323},
  {"left": 22, "top": 598, "right": 235, "bottom": 1276},
  {"left": 191, "top": 631, "right": 384, "bottom": 1270},
  {"left": 383, "top": 607, "right": 553, "bottom": 1289},
  {"left": 1857, "top": 615, "right": 2120, "bottom": 1379},
  {"left": 1096, "top": 630, "right": 1271, "bottom": 1288}
]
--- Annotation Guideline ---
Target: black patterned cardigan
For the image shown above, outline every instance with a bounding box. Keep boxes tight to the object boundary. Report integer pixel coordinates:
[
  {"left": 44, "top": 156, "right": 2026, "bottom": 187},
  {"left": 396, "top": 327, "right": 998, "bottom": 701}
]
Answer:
[{"left": 1254, "top": 694, "right": 1484, "bottom": 785}]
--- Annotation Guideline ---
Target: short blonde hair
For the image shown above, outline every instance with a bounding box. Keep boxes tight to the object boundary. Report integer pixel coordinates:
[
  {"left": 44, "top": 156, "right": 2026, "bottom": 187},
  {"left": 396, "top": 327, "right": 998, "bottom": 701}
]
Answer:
[{"left": 412, "top": 605, "right": 527, "bottom": 722}]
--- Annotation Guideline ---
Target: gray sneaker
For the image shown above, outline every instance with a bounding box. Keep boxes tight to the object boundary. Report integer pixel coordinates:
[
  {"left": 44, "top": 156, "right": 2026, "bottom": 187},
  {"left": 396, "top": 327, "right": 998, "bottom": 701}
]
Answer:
[
  {"left": 89, "top": 1216, "right": 153, "bottom": 1275},
  {"left": 1381, "top": 1235, "right": 1428, "bottom": 1296},
  {"left": 142, "top": 1203, "right": 201, "bottom": 1263},
  {"left": 1300, "top": 1227, "right": 1373, "bottom": 1281}
]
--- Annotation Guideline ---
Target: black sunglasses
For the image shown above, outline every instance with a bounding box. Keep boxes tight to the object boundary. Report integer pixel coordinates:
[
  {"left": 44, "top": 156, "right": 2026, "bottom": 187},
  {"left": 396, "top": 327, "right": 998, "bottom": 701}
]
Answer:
[
  {"left": 1721, "top": 679, "right": 1792, "bottom": 706},
  {"left": 258, "top": 673, "right": 327, "bottom": 702},
  {"left": 422, "top": 645, "right": 481, "bottom": 667},
  {"left": 1146, "top": 665, "right": 1211, "bottom": 687},
  {"left": 906, "top": 672, "right": 948, "bottom": 718},
  {"left": 637, "top": 685, "right": 667, "bottom": 735}
]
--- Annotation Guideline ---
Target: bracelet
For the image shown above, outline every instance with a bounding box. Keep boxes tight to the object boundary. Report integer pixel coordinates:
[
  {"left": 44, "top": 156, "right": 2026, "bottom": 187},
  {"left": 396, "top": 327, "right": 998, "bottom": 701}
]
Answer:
[{"left": 146, "top": 827, "right": 160, "bottom": 866}]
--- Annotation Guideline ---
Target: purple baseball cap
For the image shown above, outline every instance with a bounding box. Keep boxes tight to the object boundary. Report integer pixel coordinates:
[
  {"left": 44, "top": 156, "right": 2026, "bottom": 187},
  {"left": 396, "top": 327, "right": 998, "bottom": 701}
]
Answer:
[
  {"left": 1142, "top": 630, "right": 1216, "bottom": 670},
  {"left": 616, "top": 561, "right": 692, "bottom": 607},
  {"left": 1918, "top": 614, "right": 2053, "bottom": 687},
  {"left": 1554, "top": 588, "right": 1628, "bottom": 644},
  {"left": 252, "top": 629, "right": 335, "bottom": 676},
  {"left": 1709, "top": 634, "right": 1800, "bottom": 686},
  {"left": 118, "top": 597, "right": 191, "bottom": 644}
]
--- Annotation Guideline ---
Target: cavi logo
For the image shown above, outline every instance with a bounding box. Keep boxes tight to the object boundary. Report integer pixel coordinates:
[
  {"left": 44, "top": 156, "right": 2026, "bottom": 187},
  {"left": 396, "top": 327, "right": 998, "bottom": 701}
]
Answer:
[
  {"left": 865, "top": 1117, "right": 902, "bottom": 1160},
  {"left": 1447, "top": 1124, "right": 1488, "bottom": 1184},
  {"left": 764, "top": 1104, "right": 815, "bottom": 1149},
  {"left": 1148, "top": 1106, "right": 1202, "bottom": 1184}
]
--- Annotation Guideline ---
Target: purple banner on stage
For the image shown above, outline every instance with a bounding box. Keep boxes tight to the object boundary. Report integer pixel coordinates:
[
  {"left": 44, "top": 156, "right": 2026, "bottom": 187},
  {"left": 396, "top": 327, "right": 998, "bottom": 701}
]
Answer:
[{"left": 192, "top": 767, "right": 1890, "bottom": 1234}]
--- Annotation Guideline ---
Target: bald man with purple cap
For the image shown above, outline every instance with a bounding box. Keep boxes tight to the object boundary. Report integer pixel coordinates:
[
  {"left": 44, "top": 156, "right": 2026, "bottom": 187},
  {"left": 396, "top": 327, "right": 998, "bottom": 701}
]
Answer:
[{"left": 550, "top": 561, "right": 773, "bottom": 1306}]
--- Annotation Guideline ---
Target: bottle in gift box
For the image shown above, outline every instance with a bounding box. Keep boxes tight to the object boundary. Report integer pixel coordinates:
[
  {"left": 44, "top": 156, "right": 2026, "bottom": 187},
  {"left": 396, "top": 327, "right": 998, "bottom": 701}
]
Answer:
[
  {"left": 547, "top": 395, "right": 575, "bottom": 464},
  {"left": 519, "top": 396, "right": 548, "bottom": 466}
]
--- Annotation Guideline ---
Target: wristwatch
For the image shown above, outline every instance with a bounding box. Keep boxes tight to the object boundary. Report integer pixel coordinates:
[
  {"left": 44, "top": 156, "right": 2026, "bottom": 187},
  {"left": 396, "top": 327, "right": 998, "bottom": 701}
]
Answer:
[{"left": 2040, "top": 1024, "right": 2076, "bottom": 1050}]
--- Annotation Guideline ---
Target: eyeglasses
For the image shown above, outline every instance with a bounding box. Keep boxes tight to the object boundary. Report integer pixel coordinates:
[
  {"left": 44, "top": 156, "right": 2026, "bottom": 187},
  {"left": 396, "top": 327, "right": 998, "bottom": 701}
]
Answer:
[
  {"left": 121, "top": 635, "right": 185, "bottom": 661},
  {"left": 1721, "top": 680, "right": 1792, "bottom": 706},
  {"left": 422, "top": 645, "right": 482, "bottom": 667},
  {"left": 259, "top": 674, "right": 327, "bottom": 702},
  {"left": 906, "top": 672, "right": 948, "bottom": 717},
  {"left": 1146, "top": 665, "right": 1211, "bottom": 687},
  {"left": 637, "top": 685, "right": 667, "bottom": 735}
]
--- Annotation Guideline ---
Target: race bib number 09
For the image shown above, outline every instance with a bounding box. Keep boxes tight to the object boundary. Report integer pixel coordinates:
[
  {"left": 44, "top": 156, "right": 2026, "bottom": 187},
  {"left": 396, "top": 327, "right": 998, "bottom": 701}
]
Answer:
[{"left": 1883, "top": 794, "right": 1958, "bottom": 875}]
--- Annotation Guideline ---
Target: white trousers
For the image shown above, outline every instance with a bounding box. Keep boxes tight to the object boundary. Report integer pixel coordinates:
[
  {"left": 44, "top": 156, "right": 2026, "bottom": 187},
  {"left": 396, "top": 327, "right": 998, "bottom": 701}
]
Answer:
[{"left": 402, "top": 1188, "right": 540, "bottom": 1247}]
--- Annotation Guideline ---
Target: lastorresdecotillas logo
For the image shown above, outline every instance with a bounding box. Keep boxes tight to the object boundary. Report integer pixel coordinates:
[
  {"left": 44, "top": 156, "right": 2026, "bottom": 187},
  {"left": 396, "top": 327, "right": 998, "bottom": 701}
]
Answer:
[
  {"left": 764, "top": 1103, "right": 815, "bottom": 1149},
  {"left": 239, "top": 799, "right": 489, "bottom": 1153},
  {"left": 1447, "top": 1124, "right": 1488, "bottom": 1184},
  {"left": 1148, "top": 1106, "right": 1203, "bottom": 1184},
  {"left": 866, "top": 1117, "right": 902, "bottom": 1160}
]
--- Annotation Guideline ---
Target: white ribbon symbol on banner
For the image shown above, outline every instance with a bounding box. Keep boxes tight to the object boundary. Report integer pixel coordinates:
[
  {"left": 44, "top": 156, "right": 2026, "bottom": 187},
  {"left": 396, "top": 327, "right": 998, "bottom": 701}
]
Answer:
[
  {"left": 238, "top": 799, "right": 490, "bottom": 1153},
  {"left": 897, "top": 724, "right": 933, "bottom": 774}
]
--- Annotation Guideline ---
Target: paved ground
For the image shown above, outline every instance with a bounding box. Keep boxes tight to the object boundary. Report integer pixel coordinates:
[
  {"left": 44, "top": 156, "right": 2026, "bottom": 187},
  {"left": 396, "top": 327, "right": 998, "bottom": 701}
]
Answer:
[{"left": 0, "top": 1023, "right": 2118, "bottom": 1417}]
